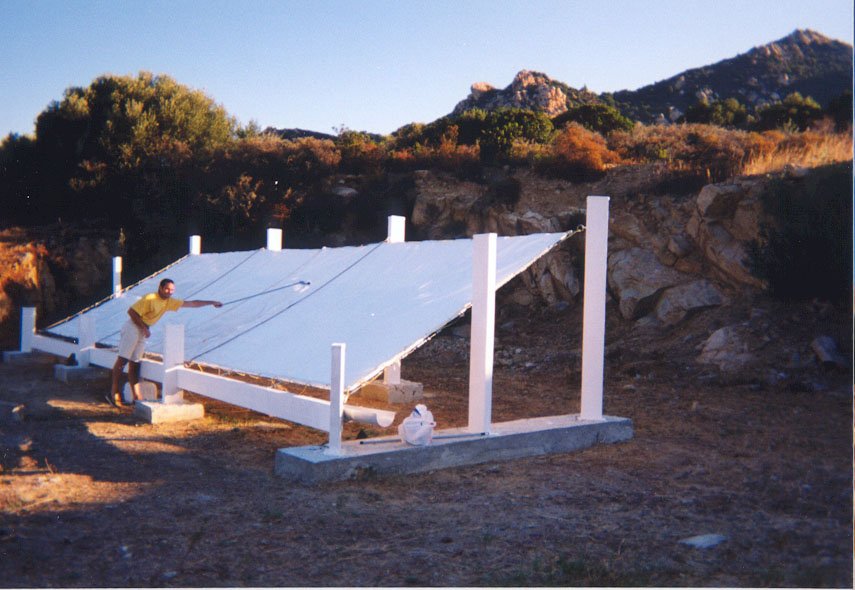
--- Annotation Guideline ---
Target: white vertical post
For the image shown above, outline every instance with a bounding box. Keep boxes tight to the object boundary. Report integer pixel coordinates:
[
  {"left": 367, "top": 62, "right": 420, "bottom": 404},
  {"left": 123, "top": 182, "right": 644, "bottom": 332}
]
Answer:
[
  {"left": 580, "top": 196, "right": 610, "bottom": 421},
  {"left": 267, "top": 228, "right": 283, "bottom": 251},
  {"left": 112, "top": 256, "right": 122, "bottom": 296},
  {"left": 382, "top": 215, "right": 405, "bottom": 382},
  {"left": 383, "top": 361, "right": 401, "bottom": 385},
  {"left": 77, "top": 315, "right": 96, "bottom": 367},
  {"left": 20, "top": 307, "right": 36, "bottom": 352},
  {"left": 189, "top": 235, "right": 201, "bottom": 255},
  {"left": 386, "top": 215, "right": 406, "bottom": 243},
  {"left": 468, "top": 233, "right": 496, "bottom": 434},
  {"left": 162, "top": 324, "right": 185, "bottom": 404},
  {"left": 327, "top": 343, "right": 346, "bottom": 455}
]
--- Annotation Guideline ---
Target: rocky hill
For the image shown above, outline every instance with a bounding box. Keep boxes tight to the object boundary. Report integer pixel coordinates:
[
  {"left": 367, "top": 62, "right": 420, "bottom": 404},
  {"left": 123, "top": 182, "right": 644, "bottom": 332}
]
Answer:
[{"left": 452, "top": 30, "right": 852, "bottom": 124}]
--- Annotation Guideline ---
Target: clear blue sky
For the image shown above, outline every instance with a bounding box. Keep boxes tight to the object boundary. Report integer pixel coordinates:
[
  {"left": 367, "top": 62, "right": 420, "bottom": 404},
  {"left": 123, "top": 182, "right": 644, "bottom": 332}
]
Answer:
[{"left": 1, "top": 0, "right": 852, "bottom": 137}]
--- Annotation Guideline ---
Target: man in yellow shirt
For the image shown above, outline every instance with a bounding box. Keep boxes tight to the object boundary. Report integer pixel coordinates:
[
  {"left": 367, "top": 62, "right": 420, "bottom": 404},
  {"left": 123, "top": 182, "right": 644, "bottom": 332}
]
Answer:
[{"left": 108, "top": 278, "right": 222, "bottom": 407}]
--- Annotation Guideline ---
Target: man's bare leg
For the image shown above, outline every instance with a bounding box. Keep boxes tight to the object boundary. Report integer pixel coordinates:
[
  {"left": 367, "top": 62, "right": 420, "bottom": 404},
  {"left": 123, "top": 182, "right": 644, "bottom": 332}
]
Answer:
[
  {"left": 109, "top": 357, "right": 129, "bottom": 406},
  {"left": 128, "top": 361, "right": 141, "bottom": 401}
]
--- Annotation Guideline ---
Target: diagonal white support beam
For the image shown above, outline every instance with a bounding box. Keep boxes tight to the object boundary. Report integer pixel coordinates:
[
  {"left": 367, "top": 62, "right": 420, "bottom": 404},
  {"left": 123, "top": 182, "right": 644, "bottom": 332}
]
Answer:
[{"left": 580, "top": 196, "right": 610, "bottom": 420}]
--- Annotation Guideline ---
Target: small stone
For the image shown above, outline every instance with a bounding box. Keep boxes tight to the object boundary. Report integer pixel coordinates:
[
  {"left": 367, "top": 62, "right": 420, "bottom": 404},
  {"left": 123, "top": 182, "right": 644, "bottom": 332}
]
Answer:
[{"left": 679, "top": 533, "right": 727, "bottom": 549}]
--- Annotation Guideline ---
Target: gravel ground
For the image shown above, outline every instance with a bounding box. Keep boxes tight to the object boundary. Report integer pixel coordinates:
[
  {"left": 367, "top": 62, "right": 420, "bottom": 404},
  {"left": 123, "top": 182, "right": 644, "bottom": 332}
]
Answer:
[{"left": 0, "top": 298, "right": 852, "bottom": 587}]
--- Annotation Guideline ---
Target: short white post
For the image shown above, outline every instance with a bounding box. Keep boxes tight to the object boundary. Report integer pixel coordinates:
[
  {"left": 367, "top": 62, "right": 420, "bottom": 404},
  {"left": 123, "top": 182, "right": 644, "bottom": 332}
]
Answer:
[
  {"left": 327, "top": 343, "right": 346, "bottom": 455},
  {"left": 189, "top": 235, "right": 202, "bottom": 255},
  {"left": 468, "top": 233, "right": 496, "bottom": 434},
  {"left": 162, "top": 324, "right": 185, "bottom": 404},
  {"left": 386, "top": 215, "right": 406, "bottom": 243},
  {"left": 580, "top": 196, "right": 610, "bottom": 421},
  {"left": 20, "top": 307, "right": 36, "bottom": 352},
  {"left": 267, "top": 228, "right": 283, "bottom": 251},
  {"left": 77, "top": 315, "right": 96, "bottom": 367},
  {"left": 383, "top": 361, "right": 401, "bottom": 385},
  {"left": 112, "top": 256, "right": 122, "bottom": 296}
]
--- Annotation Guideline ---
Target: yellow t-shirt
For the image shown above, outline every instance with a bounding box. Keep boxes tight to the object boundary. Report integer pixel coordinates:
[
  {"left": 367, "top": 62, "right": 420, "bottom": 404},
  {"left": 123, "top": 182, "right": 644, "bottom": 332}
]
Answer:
[{"left": 130, "top": 293, "right": 184, "bottom": 326}]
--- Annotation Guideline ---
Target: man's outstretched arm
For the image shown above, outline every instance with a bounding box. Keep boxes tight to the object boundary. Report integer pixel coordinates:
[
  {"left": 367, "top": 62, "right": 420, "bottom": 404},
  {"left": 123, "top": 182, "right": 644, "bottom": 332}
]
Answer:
[{"left": 181, "top": 300, "right": 223, "bottom": 309}]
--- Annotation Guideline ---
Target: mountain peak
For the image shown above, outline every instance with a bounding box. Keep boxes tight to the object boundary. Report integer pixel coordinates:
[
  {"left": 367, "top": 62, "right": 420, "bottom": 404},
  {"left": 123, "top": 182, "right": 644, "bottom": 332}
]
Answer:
[
  {"left": 453, "top": 69, "right": 599, "bottom": 117},
  {"left": 451, "top": 30, "right": 852, "bottom": 125}
]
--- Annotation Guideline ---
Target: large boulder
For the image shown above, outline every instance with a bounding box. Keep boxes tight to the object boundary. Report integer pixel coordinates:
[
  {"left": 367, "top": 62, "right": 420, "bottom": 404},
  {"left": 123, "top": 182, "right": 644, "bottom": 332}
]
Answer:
[
  {"left": 607, "top": 248, "right": 691, "bottom": 320},
  {"left": 687, "top": 179, "right": 767, "bottom": 288},
  {"left": 696, "top": 325, "right": 758, "bottom": 371},
  {"left": 654, "top": 279, "right": 726, "bottom": 325}
]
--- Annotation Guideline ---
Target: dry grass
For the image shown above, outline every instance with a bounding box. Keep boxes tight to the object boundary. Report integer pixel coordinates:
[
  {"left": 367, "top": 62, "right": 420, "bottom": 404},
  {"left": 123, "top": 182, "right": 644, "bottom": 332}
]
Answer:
[
  {"left": 741, "top": 130, "right": 853, "bottom": 175},
  {"left": 608, "top": 124, "right": 853, "bottom": 182}
]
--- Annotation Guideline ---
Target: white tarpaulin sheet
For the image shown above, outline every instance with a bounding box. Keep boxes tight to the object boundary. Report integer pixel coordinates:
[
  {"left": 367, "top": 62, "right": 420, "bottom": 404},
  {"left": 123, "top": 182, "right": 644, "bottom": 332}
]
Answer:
[{"left": 47, "top": 233, "right": 568, "bottom": 389}]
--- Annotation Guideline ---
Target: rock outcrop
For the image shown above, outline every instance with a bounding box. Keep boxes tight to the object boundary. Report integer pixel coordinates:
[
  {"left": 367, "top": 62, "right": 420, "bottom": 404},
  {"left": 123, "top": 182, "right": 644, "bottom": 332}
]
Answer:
[
  {"left": 406, "top": 167, "right": 791, "bottom": 328},
  {"left": 0, "top": 229, "right": 113, "bottom": 348},
  {"left": 452, "top": 70, "right": 600, "bottom": 118},
  {"left": 686, "top": 178, "right": 768, "bottom": 288}
]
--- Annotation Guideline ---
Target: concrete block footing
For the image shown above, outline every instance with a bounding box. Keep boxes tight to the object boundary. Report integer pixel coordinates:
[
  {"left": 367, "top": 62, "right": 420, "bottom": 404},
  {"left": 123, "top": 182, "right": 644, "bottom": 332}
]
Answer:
[
  {"left": 134, "top": 400, "right": 205, "bottom": 424},
  {"left": 2, "top": 351, "right": 54, "bottom": 364},
  {"left": 275, "top": 414, "right": 633, "bottom": 484},
  {"left": 122, "top": 382, "right": 159, "bottom": 404},
  {"left": 54, "top": 364, "right": 105, "bottom": 382},
  {"left": 357, "top": 379, "right": 424, "bottom": 404}
]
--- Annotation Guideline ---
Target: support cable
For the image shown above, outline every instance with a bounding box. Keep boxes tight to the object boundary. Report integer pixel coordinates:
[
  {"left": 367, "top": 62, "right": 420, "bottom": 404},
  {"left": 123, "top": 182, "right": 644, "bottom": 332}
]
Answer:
[
  {"left": 189, "top": 242, "right": 384, "bottom": 362},
  {"left": 219, "top": 281, "right": 311, "bottom": 306}
]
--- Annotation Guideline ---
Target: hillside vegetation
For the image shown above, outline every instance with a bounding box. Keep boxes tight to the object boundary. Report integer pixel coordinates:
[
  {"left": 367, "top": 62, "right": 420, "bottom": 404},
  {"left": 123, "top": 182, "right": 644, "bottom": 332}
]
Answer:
[{"left": 0, "top": 60, "right": 851, "bottom": 345}]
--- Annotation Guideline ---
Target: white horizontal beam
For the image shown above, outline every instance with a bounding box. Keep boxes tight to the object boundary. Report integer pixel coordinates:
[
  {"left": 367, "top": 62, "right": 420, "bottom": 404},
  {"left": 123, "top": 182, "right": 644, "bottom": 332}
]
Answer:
[
  {"left": 31, "top": 334, "right": 76, "bottom": 358},
  {"left": 30, "top": 333, "right": 393, "bottom": 434}
]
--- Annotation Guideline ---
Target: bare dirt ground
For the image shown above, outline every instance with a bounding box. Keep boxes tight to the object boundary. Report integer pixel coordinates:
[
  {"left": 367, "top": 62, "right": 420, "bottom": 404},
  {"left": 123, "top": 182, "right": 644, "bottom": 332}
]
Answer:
[{"left": 0, "top": 295, "right": 852, "bottom": 587}]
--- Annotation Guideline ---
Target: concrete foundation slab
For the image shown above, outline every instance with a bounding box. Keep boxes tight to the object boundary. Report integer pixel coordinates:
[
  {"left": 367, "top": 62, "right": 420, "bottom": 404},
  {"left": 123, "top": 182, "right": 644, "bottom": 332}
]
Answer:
[
  {"left": 275, "top": 414, "right": 632, "bottom": 484},
  {"left": 357, "top": 379, "right": 424, "bottom": 404},
  {"left": 54, "top": 364, "right": 105, "bottom": 382},
  {"left": 134, "top": 400, "right": 205, "bottom": 424}
]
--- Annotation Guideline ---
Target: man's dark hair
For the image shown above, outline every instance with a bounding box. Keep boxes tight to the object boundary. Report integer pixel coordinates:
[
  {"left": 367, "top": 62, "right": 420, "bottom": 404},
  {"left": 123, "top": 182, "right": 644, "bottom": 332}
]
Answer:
[{"left": 159, "top": 278, "right": 175, "bottom": 289}]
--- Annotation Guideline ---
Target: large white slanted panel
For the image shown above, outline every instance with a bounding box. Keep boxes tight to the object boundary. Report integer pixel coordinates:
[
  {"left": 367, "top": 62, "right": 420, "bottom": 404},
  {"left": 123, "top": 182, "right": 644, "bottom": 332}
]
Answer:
[{"left": 46, "top": 233, "right": 568, "bottom": 390}]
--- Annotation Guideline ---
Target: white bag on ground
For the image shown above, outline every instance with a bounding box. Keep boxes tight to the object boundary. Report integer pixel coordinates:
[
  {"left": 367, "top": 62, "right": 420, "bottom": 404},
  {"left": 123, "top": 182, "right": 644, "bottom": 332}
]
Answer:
[{"left": 398, "top": 404, "right": 436, "bottom": 446}]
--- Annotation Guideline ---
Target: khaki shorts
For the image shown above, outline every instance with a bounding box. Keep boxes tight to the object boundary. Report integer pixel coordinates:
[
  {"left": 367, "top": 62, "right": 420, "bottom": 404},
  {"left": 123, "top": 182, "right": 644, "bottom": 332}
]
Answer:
[{"left": 117, "top": 319, "right": 147, "bottom": 362}]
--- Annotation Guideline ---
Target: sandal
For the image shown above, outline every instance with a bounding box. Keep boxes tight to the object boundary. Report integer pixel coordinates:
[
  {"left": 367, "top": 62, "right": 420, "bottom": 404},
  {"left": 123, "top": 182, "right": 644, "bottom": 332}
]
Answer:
[{"left": 104, "top": 393, "right": 123, "bottom": 408}]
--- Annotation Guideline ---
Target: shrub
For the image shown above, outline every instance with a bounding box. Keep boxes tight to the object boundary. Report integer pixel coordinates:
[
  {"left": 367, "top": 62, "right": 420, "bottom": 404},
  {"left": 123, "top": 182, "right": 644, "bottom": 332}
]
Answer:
[
  {"left": 479, "top": 108, "right": 555, "bottom": 162},
  {"left": 551, "top": 103, "right": 634, "bottom": 135},
  {"left": 754, "top": 92, "right": 823, "bottom": 131},
  {"left": 609, "top": 123, "right": 766, "bottom": 182},
  {"left": 749, "top": 163, "right": 852, "bottom": 303},
  {"left": 684, "top": 98, "right": 749, "bottom": 128},
  {"left": 335, "top": 129, "right": 384, "bottom": 174},
  {"left": 543, "top": 123, "right": 622, "bottom": 180}
]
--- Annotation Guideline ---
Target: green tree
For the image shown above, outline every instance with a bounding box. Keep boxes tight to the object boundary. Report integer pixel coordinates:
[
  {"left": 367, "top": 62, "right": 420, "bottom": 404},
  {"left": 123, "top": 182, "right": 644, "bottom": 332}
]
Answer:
[
  {"left": 479, "top": 108, "right": 554, "bottom": 162},
  {"left": 0, "top": 133, "right": 39, "bottom": 223},
  {"left": 552, "top": 103, "right": 634, "bottom": 135},
  {"left": 755, "top": 92, "right": 823, "bottom": 131},
  {"left": 825, "top": 91, "right": 853, "bottom": 131},
  {"left": 749, "top": 163, "right": 852, "bottom": 303},
  {"left": 32, "top": 73, "right": 237, "bottom": 229},
  {"left": 684, "top": 98, "right": 749, "bottom": 128}
]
